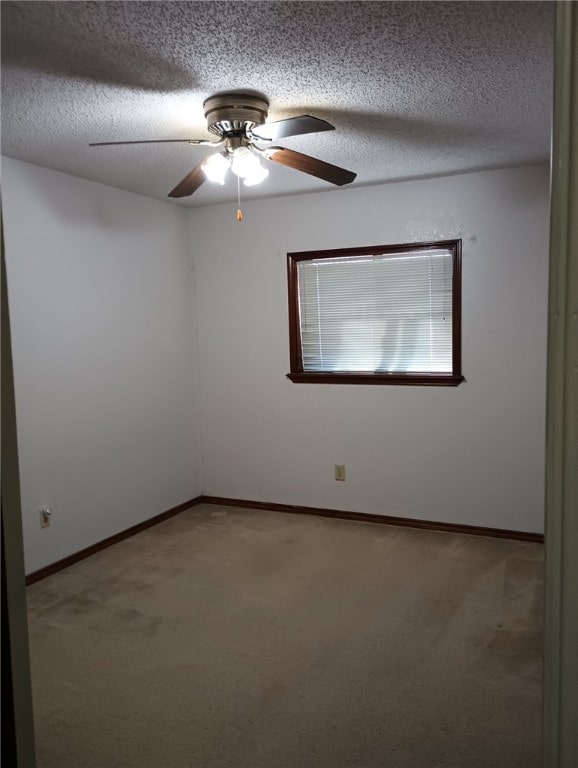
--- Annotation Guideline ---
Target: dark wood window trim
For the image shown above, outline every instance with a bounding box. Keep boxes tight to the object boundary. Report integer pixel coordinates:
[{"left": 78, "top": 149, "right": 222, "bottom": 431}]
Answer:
[{"left": 287, "top": 239, "right": 464, "bottom": 386}]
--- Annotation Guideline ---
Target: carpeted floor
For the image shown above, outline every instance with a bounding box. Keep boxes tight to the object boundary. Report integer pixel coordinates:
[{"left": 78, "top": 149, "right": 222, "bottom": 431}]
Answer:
[{"left": 26, "top": 504, "right": 544, "bottom": 768}]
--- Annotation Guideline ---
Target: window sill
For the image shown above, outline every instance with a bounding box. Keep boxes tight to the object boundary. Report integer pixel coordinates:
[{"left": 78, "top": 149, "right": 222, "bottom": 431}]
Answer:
[{"left": 286, "top": 372, "right": 465, "bottom": 386}]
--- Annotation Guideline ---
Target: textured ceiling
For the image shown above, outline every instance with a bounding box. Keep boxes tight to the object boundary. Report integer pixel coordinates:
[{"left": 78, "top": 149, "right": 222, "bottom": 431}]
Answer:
[{"left": 1, "top": 1, "right": 554, "bottom": 208}]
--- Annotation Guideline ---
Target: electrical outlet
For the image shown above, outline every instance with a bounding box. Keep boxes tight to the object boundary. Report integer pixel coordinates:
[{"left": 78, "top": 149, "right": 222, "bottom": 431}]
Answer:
[
  {"left": 39, "top": 508, "right": 52, "bottom": 528},
  {"left": 334, "top": 464, "right": 346, "bottom": 481}
]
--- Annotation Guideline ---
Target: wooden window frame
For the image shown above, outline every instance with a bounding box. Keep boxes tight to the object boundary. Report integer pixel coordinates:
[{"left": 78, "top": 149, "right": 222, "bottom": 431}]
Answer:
[{"left": 287, "top": 239, "right": 464, "bottom": 386}]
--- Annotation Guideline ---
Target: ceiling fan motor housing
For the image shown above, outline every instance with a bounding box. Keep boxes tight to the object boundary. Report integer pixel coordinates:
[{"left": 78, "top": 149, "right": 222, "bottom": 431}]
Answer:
[{"left": 203, "top": 93, "right": 269, "bottom": 137}]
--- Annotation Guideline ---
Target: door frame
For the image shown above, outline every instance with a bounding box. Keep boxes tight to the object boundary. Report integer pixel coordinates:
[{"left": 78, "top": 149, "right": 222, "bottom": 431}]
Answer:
[{"left": 543, "top": 2, "right": 578, "bottom": 766}]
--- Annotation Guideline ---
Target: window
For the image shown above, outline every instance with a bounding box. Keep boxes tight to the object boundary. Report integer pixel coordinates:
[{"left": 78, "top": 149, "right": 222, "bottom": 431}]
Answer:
[{"left": 287, "top": 239, "right": 463, "bottom": 386}]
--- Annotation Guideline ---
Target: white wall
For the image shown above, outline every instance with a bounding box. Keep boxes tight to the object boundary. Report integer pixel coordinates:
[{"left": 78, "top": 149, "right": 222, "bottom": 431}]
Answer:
[
  {"left": 2, "top": 160, "right": 549, "bottom": 575},
  {"left": 190, "top": 165, "right": 549, "bottom": 533},
  {"left": 2, "top": 157, "right": 202, "bottom": 573}
]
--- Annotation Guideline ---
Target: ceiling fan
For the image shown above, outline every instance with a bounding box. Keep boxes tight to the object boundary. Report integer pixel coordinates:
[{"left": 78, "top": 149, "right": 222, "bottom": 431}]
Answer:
[{"left": 90, "top": 92, "right": 357, "bottom": 198}]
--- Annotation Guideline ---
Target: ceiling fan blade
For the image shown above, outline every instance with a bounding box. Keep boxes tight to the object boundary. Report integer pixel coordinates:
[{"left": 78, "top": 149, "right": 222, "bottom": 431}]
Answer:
[
  {"left": 168, "top": 164, "right": 206, "bottom": 198},
  {"left": 89, "top": 139, "right": 214, "bottom": 147},
  {"left": 266, "top": 147, "right": 356, "bottom": 186},
  {"left": 252, "top": 115, "right": 334, "bottom": 142}
]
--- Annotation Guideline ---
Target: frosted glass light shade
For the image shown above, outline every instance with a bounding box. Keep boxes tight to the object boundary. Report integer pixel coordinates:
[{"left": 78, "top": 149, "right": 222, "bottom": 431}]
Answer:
[
  {"left": 231, "top": 147, "right": 268, "bottom": 186},
  {"left": 243, "top": 163, "right": 269, "bottom": 186},
  {"left": 231, "top": 147, "right": 258, "bottom": 178},
  {"left": 202, "top": 152, "right": 229, "bottom": 184}
]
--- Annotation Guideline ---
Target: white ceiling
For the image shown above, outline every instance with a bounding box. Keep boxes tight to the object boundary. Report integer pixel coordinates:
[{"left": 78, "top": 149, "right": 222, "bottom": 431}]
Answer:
[{"left": 1, "top": 1, "right": 554, "bottom": 208}]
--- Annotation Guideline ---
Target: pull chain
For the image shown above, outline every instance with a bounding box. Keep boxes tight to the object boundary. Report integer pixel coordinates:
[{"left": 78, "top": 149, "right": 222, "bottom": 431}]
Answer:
[{"left": 236, "top": 175, "right": 243, "bottom": 222}]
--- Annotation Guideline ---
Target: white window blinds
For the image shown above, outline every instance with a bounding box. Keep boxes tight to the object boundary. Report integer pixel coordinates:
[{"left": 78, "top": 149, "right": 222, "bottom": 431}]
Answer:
[{"left": 296, "top": 249, "right": 454, "bottom": 374}]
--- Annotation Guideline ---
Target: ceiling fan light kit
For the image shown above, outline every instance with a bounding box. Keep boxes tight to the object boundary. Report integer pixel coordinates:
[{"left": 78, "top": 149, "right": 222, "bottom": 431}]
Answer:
[
  {"left": 90, "top": 91, "right": 357, "bottom": 203},
  {"left": 202, "top": 145, "right": 270, "bottom": 188}
]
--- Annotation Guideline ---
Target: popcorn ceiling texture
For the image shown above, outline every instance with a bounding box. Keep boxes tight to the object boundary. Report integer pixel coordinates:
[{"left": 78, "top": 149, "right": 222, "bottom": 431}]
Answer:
[{"left": 1, "top": 1, "right": 553, "bottom": 207}]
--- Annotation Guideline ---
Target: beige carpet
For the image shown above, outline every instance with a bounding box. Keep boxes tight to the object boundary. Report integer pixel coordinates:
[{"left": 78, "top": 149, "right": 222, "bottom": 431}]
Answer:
[{"left": 27, "top": 504, "right": 543, "bottom": 768}]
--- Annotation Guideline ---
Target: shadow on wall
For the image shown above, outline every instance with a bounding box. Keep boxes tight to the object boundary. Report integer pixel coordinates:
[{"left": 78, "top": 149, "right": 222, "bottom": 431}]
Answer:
[{"left": 5, "top": 160, "right": 185, "bottom": 234}]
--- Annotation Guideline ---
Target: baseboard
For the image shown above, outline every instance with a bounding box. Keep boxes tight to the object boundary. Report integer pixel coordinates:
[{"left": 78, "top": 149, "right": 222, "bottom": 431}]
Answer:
[
  {"left": 26, "top": 493, "right": 543, "bottom": 585},
  {"left": 199, "top": 495, "right": 545, "bottom": 544},
  {"left": 25, "top": 496, "right": 204, "bottom": 586}
]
